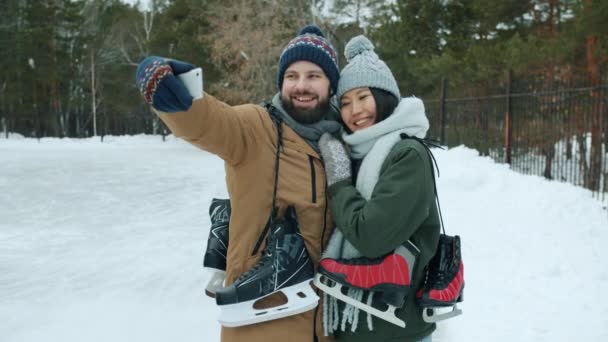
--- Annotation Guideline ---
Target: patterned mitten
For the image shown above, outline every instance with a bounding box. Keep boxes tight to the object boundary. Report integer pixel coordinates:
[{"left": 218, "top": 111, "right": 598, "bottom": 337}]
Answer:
[
  {"left": 135, "top": 56, "right": 195, "bottom": 112},
  {"left": 318, "top": 133, "right": 352, "bottom": 186}
]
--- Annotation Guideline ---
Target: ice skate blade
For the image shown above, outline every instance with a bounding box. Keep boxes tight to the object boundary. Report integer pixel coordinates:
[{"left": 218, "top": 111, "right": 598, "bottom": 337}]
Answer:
[
  {"left": 422, "top": 304, "right": 462, "bottom": 323},
  {"left": 314, "top": 273, "right": 406, "bottom": 328},
  {"left": 204, "top": 268, "right": 225, "bottom": 298},
  {"left": 218, "top": 280, "right": 319, "bottom": 327}
]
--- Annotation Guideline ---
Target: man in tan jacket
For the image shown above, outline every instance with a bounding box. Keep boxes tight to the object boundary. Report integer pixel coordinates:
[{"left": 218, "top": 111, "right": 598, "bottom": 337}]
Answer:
[{"left": 135, "top": 25, "right": 340, "bottom": 342}]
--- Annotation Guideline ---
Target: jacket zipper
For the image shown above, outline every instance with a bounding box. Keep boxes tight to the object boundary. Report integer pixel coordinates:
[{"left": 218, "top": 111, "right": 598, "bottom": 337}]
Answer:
[{"left": 308, "top": 155, "right": 317, "bottom": 203}]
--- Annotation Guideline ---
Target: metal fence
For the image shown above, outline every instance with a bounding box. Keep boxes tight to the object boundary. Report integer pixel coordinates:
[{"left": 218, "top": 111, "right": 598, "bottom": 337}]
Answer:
[
  {"left": 425, "top": 72, "right": 608, "bottom": 205},
  {"left": 1, "top": 107, "right": 169, "bottom": 139}
]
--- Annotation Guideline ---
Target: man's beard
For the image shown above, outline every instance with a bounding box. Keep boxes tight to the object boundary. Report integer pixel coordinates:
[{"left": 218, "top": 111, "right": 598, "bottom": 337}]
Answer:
[{"left": 281, "top": 93, "right": 330, "bottom": 124}]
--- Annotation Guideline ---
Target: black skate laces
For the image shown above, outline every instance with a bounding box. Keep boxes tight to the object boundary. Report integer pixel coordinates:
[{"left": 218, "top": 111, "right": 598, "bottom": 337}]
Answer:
[
  {"left": 425, "top": 243, "right": 460, "bottom": 289},
  {"left": 237, "top": 225, "right": 296, "bottom": 282},
  {"left": 237, "top": 247, "right": 274, "bottom": 281},
  {"left": 399, "top": 133, "right": 446, "bottom": 235},
  {"left": 251, "top": 104, "right": 284, "bottom": 257}
]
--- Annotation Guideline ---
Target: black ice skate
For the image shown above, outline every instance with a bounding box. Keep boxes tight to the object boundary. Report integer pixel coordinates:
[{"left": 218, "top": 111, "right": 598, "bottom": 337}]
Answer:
[
  {"left": 416, "top": 234, "right": 464, "bottom": 323},
  {"left": 215, "top": 206, "right": 319, "bottom": 327},
  {"left": 204, "top": 198, "right": 230, "bottom": 298}
]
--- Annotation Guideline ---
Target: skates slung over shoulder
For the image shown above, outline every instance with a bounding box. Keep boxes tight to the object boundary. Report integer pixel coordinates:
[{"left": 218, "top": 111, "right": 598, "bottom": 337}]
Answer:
[{"left": 135, "top": 25, "right": 464, "bottom": 342}]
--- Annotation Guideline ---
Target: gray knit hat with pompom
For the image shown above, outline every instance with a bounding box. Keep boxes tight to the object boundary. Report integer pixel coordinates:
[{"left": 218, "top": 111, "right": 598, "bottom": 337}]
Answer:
[{"left": 336, "top": 35, "right": 400, "bottom": 101}]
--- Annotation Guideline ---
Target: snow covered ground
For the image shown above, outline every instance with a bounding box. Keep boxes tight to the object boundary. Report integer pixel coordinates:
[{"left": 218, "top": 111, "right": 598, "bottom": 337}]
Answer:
[{"left": 1, "top": 135, "right": 607, "bottom": 342}]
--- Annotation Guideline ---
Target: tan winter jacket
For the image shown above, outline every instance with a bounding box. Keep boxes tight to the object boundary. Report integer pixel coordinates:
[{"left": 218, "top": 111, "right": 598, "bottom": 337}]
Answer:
[{"left": 156, "top": 94, "right": 335, "bottom": 342}]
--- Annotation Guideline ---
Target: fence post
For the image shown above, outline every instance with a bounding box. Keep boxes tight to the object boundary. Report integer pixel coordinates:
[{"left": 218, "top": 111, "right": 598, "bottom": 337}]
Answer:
[
  {"left": 440, "top": 78, "right": 447, "bottom": 145},
  {"left": 598, "top": 73, "right": 606, "bottom": 202},
  {"left": 505, "top": 70, "right": 513, "bottom": 164}
]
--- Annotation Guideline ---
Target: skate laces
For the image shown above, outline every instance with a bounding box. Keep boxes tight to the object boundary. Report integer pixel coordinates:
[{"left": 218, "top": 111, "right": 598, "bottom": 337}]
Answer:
[
  {"left": 236, "top": 250, "right": 273, "bottom": 282},
  {"left": 426, "top": 266, "right": 446, "bottom": 289},
  {"left": 425, "top": 238, "right": 459, "bottom": 289},
  {"left": 237, "top": 226, "right": 284, "bottom": 282},
  {"left": 251, "top": 104, "right": 284, "bottom": 257},
  {"left": 399, "top": 133, "right": 446, "bottom": 235}
]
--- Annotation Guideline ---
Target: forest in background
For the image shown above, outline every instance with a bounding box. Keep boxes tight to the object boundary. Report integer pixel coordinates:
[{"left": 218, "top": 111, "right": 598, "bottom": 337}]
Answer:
[
  {"left": 1, "top": 0, "right": 606, "bottom": 199},
  {"left": 0, "top": 0, "right": 605, "bottom": 138}
]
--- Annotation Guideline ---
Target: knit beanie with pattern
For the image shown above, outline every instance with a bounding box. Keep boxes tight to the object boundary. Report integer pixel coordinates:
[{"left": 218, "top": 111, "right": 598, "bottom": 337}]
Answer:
[
  {"left": 336, "top": 35, "right": 400, "bottom": 102},
  {"left": 277, "top": 25, "right": 340, "bottom": 95}
]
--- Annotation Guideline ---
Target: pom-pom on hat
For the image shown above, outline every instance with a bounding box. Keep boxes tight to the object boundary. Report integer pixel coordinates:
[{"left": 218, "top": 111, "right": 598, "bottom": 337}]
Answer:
[
  {"left": 277, "top": 24, "right": 340, "bottom": 94},
  {"left": 336, "top": 35, "right": 400, "bottom": 101}
]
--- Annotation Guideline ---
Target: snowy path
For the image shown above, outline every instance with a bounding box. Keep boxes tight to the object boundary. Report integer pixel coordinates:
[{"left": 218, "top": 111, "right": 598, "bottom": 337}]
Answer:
[{"left": 1, "top": 135, "right": 607, "bottom": 341}]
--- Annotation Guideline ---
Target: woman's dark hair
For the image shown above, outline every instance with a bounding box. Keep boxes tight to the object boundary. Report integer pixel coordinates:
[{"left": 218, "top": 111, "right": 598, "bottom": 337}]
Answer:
[
  {"left": 339, "top": 87, "right": 399, "bottom": 133},
  {"left": 370, "top": 88, "right": 399, "bottom": 123}
]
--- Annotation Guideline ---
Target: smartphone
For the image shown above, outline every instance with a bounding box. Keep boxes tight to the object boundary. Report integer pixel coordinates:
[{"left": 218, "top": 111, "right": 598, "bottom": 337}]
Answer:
[{"left": 177, "top": 67, "right": 203, "bottom": 100}]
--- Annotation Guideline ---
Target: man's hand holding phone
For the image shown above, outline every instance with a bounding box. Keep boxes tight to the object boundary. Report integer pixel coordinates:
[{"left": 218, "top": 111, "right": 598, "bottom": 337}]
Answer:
[{"left": 135, "top": 57, "right": 202, "bottom": 112}]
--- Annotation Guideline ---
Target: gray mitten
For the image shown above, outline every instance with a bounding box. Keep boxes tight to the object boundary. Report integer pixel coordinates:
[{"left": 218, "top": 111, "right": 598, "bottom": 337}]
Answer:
[{"left": 318, "top": 133, "right": 352, "bottom": 186}]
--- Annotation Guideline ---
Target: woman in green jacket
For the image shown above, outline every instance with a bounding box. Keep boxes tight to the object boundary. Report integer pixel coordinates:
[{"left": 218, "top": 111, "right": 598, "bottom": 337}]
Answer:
[{"left": 317, "top": 35, "right": 441, "bottom": 342}]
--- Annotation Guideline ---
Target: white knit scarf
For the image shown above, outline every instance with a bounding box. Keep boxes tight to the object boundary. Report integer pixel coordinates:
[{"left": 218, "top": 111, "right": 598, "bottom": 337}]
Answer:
[{"left": 323, "top": 97, "right": 429, "bottom": 335}]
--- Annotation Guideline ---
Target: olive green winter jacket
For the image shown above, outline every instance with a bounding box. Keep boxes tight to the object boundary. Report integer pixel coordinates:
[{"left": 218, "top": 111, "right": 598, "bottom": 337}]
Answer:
[{"left": 329, "top": 138, "right": 441, "bottom": 342}]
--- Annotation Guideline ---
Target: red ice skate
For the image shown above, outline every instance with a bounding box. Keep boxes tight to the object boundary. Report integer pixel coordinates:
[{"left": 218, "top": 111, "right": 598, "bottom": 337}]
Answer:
[
  {"left": 416, "top": 234, "right": 464, "bottom": 322},
  {"left": 313, "top": 241, "right": 420, "bottom": 328}
]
